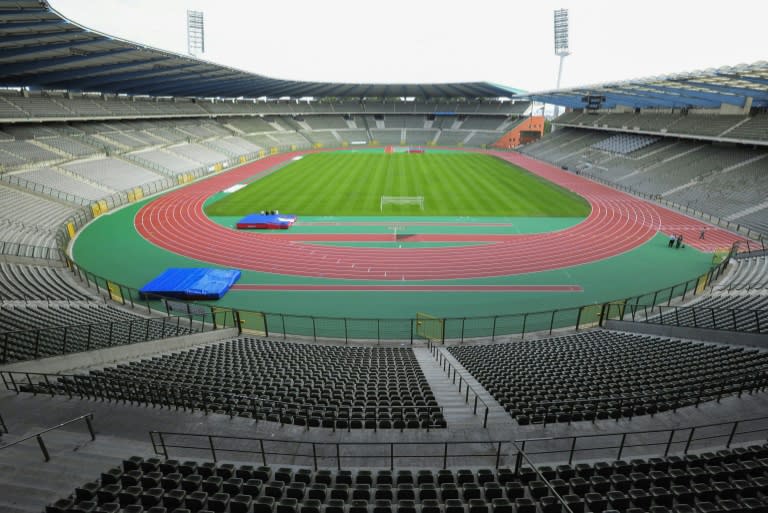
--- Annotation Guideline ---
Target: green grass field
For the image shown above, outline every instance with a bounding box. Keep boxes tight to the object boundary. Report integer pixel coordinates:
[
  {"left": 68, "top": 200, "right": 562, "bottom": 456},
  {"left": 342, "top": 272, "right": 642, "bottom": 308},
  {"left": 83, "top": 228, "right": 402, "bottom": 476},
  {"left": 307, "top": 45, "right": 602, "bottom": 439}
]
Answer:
[{"left": 205, "top": 152, "right": 591, "bottom": 217}]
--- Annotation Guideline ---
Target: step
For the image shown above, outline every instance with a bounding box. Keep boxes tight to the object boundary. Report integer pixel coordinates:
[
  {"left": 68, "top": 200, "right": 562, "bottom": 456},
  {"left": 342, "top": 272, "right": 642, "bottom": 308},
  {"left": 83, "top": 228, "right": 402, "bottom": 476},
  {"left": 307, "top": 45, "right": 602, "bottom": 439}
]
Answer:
[{"left": 412, "top": 347, "right": 509, "bottom": 428}]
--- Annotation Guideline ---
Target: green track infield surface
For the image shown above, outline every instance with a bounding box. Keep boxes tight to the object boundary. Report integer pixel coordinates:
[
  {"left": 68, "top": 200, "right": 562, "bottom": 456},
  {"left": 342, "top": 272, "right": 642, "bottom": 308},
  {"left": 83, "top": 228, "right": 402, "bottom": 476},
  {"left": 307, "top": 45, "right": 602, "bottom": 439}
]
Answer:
[
  {"left": 205, "top": 152, "right": 591, "bottom": 217},
  {"left": 74, "top": 199, "right": 714, "bottom": 320}
]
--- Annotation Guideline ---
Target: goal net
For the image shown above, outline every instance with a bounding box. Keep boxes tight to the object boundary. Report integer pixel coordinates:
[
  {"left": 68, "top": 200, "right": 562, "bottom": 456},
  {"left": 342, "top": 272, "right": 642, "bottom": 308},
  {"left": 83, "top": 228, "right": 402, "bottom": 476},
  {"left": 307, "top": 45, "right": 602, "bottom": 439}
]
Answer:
[{"left": 380, "top": 195, "right": 424, "bottom": 211}]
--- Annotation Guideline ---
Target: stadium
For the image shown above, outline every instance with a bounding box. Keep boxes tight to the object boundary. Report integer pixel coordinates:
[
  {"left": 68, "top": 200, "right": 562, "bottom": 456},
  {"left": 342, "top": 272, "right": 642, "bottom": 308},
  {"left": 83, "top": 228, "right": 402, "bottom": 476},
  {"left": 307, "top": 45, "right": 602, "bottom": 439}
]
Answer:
[{"left": 0, "top": 0, "right": 767, "bottom": 512}]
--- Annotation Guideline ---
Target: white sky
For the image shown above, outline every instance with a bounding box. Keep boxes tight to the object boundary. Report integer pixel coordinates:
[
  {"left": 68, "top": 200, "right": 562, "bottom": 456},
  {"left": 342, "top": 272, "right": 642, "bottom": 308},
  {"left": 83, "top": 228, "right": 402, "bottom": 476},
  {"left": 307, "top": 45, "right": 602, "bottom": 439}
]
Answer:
[{"left": 48, "top": 0, "right": 767, "bottom": 93}]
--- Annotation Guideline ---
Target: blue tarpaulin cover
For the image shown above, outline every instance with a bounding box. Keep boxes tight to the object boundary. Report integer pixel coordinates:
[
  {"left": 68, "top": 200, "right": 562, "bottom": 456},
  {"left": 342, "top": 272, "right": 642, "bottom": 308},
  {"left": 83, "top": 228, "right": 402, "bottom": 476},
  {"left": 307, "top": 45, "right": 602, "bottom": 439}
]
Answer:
[
  {"left": 236, "top": 213, "right": 297, "bottom": 229},
  {"left": 139, "top": 268, "right": 241, "bottom": 300}
]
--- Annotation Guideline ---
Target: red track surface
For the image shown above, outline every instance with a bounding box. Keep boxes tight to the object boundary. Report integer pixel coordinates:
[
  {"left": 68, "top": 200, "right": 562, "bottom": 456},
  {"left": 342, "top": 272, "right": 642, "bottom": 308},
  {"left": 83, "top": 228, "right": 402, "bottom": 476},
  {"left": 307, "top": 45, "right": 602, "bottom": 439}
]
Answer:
[
  {"left": 231, "top": 284, "right": 583, "bottom": 292},
  {"left": 135, "top": 151, "right": 746, "bottom": 281}
]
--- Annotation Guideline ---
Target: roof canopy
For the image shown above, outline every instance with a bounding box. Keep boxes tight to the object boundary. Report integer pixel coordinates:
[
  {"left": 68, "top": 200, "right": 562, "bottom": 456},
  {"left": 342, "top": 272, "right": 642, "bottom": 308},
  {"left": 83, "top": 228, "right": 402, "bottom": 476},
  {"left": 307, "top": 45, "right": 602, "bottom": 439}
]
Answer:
[
  {"left": 0, "top": 0, "right": 523, "bottom": 99},
  {"left": 527, "top": 62, "right": 768, "bottom": 110}
]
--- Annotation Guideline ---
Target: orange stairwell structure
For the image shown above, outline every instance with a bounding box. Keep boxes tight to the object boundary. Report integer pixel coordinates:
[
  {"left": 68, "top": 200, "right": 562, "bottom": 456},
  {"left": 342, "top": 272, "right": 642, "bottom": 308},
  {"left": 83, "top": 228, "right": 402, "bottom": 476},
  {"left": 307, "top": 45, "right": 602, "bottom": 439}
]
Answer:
[{"left": 491, "top": 115, "right": 546, "bottom": 149}]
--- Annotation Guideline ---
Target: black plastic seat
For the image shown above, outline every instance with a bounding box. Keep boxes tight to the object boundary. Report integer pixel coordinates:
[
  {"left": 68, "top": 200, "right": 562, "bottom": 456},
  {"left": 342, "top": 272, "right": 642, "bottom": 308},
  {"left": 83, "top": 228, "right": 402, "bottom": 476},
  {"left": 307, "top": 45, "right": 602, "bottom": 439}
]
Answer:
[
  {"left": 231, "top": 495, "right": 254, "bottom": 513},
  {"left": 253, "top": 496, "right": 275, "bottom": 513},
  {"left": 585, "top": 493, "right": 607, "bottom": 513}
]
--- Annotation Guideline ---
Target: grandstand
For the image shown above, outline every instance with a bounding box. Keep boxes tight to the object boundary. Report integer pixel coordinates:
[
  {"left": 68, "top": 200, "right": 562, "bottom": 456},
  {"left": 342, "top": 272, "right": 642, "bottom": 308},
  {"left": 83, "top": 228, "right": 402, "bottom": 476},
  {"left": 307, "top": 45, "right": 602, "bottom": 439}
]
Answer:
[{"left": 0, "top": 1, "right": 767, "bottom": 512}]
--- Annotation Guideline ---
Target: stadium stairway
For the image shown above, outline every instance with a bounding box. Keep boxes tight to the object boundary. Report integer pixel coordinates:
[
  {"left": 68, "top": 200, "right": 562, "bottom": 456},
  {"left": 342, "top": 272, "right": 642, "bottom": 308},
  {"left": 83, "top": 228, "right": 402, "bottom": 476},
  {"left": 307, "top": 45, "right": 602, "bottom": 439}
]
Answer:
[
  {"left": 417, "top": 347, "right": 511, "bottom": 426},
  {"left": 411, "top": 347, "right": 511, "bottom": 428}
]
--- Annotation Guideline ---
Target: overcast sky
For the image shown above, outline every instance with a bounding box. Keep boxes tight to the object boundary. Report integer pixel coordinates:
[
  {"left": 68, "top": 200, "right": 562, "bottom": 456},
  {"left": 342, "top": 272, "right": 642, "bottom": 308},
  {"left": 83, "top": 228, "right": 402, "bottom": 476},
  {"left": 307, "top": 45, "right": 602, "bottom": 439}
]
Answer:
[{"left": 49, "top": 0, "right": 767, "bottom": 93}]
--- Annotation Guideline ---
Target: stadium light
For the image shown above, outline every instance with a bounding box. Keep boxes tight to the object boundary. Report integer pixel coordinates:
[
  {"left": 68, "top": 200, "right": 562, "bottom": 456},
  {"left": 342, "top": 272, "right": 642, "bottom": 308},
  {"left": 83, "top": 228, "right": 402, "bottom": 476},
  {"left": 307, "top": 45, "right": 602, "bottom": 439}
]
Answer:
[
  {"left": 187, "top": 10, "right": 205, "bottom": 57},
  {"left": 553, "top": 8, "right": 571, "bottom": 118}
]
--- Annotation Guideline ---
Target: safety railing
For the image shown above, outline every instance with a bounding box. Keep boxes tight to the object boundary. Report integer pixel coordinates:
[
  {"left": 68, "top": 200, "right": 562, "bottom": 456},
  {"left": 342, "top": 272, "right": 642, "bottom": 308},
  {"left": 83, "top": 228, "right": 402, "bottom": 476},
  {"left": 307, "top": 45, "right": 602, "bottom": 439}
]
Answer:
[
  {"left": 0, "top": 413, "right": 94, "bottom": 462},
  {"left": 0, "top": 371, "right": 445, "bottom": 432},
  {"left": 607, "top": 302, "right": 768, "bottom": 334},
  {"left": 229, "top": 247, "right": 732, "bottom": 342},
  {"left": 0, "top": 310, "right": 235, "bottom": 363},
  {"left": 147, "top": 412, "right": 768, "bottom": 471},
  {"left": 429, "top": 343, "right": 490, "bottom": 428},
  {"left": 0, "top": 240, "right": 62, "bottom": 261},
  {"left": 50, "top": 229, "right": 736, "bottom": 347},
  {"left": 0, "top": 173, "right": 92, "bottom": 206},
  {"left": 516, "top": 413, "right": 768, "bottom": 466},
  {"left": 511, "top": 441, "right": 576, "bottom": 513},
  {"left": 149, "top": 431, "right": 513, "bottom": 470}
]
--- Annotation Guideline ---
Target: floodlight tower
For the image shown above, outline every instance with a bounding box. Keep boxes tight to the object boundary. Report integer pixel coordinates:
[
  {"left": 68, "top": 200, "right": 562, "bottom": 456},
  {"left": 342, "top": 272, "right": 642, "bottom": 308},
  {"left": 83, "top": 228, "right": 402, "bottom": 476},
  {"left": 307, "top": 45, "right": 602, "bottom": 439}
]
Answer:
[
  {"left": 187, "top": 10, "right": 205, "bottom": 57},
  {"left": 553, "top": 8, "right": 570, "bottom": 117}
]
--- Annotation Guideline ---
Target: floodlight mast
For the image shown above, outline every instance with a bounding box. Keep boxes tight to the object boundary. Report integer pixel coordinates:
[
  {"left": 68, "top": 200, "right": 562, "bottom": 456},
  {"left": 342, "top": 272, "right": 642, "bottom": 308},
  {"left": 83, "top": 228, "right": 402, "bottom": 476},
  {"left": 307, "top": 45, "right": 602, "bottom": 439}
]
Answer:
[
  {"left": 553, "top": 8, "right": 570, "bottom": 118},
  {"left": 187, "top": 10, "right": 205, "bottom": 57}
]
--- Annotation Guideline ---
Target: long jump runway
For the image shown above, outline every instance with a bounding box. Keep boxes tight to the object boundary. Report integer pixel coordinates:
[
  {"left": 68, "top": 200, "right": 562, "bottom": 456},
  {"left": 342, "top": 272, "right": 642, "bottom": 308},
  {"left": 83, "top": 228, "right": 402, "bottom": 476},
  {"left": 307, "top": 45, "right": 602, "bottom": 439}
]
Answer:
[{"left": 134, "top": 151, "right": 746, "bottom": 281}]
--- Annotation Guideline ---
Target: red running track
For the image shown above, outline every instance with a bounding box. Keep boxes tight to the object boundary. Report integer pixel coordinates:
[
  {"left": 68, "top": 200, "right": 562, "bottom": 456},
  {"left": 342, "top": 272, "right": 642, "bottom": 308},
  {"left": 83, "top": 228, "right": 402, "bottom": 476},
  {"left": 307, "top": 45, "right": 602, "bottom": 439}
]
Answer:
[
  {"left": 230, "top": 284, "right": 583, "bottom": 292},
  {"left": 134, "top": 151, "right": 746, "bottom": 281}
]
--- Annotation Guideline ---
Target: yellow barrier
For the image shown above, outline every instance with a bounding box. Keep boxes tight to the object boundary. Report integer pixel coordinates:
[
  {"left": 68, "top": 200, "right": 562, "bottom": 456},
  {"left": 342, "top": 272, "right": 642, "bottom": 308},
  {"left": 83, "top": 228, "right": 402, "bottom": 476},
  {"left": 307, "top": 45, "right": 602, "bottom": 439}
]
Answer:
[
  {"left": 66, "top": 222, "right": 76, "bottom": 239},
  {"left": 107, "top": 281, "right": 123, "bottom": 303},
  {"left": 416, "top": 312, "right": 444, "bottom": 342},
  {"left": 696, "top": 273, "right": 709, "bottom": 294},
  {"left": 239, "top": 310, "right": 267, "bottom": 335}
]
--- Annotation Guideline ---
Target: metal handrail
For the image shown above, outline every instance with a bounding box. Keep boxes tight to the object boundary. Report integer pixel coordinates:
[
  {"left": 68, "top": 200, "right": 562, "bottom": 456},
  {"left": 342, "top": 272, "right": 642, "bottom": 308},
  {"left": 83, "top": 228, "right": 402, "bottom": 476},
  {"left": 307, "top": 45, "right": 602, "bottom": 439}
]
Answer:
[
  {"left": 616, "top": 303, "right": 768, "bottom": 334},
  {"left": 512, "top": 441, "right": 575, "bottom": 513},
  {"left": 148, "top": 412, "right": 768, "bottom": 470},
  {"left": 0, "top": 311, "right": 224, "bottom": 363},
  {"left": 0, "top": 413, "right": 95, "bottom": 461},
  {"left": 430, "top": 343, "right": 491, "bottom": 427},
  {"left": 84, "top": 242, "right": 738, "bottom": 342},
  {"left": 1, "top": 371, "right": 445, "bottom": 432},
  {"left": 517, "top": 413, "right": 768, "bottom": 465}
]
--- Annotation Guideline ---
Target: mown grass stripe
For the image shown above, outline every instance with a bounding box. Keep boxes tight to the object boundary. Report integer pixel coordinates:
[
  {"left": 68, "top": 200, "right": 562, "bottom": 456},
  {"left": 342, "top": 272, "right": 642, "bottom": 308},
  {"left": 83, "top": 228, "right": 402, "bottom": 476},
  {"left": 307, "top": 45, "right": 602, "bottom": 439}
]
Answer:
[{"left": 205, "top": 152, "right": 590, "bottom": 217}]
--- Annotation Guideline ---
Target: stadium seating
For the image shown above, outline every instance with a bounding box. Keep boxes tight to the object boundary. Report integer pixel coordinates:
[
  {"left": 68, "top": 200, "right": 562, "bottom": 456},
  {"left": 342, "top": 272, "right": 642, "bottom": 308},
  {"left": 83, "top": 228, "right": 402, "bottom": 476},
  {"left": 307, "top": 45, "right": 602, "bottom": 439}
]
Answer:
[
  {"left": 628, "top": 251, "right": 768, "bottom": 332},
  {"left": 520, "top": 127, "right": 768, "bottom": 235},
  {"left": 17, "top": 167, "right": 112, "bottom": 200},
  {"left": 448, "top": 330, "right": 768, "bottom": 425},
  {"left": 62, "top": 158, "right": 167, "bottom": 190},
  {"left": 42, "top": 337, "right": 446, "bottom": 429},
  {"left": 0, "top": 185, "right": 75, "bottom": 254},
  {"left": 0, "top": 262, "right": 92, "bottom": 301},
  {"left": 0, "top": 302, "right": 194, "bottom": 362},
  {"left": 46, "top": 446, "right": 768, "bottom": 513},
  {"left": 591, "top": 134, "right": 660, "bottom": 155}
]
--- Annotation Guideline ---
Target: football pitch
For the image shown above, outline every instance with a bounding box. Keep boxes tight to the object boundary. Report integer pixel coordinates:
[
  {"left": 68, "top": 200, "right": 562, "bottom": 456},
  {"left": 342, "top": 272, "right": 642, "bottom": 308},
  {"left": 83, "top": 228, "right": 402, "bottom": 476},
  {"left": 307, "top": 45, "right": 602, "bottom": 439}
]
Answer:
[{"left": 205, "top": 151, "right": 591, "bottom": 217}]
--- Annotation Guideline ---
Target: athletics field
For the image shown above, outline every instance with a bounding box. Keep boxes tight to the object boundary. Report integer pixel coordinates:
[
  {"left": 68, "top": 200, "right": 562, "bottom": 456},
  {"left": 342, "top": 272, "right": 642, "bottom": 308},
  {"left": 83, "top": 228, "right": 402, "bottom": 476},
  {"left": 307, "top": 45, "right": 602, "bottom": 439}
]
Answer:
[{"left": 71, "top": 149, "right": 741, "bottom": 328}]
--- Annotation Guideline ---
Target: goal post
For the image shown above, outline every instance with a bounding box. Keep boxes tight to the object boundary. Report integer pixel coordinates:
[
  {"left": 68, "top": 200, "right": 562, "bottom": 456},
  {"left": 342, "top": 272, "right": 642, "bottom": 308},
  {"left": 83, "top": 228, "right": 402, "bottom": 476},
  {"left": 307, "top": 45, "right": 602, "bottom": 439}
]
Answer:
[
  {"left": 380, "top": 195, "right": 424, "bottom": 211},
  {"left": 416, "top": 312, "right": 445, "bottom": 343}
]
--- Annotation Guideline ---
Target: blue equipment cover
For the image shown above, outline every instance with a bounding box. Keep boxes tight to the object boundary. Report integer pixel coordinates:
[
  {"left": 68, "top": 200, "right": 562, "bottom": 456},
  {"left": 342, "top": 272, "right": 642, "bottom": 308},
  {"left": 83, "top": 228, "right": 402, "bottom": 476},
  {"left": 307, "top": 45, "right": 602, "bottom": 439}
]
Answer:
[
  {"left": 236, "top": 213, "right": 297, "bottom": 229},
  {"left": 139, "top": 268, "right": 241, "bottom": 300}
]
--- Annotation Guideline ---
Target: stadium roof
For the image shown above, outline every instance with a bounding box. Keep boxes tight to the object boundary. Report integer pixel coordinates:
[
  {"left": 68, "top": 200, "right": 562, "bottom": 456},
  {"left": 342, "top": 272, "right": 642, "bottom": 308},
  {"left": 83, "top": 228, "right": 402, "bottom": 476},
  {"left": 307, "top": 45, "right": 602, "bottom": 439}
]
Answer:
[
  {"left": 527, "top": 62, "right": 768, "bottom": 110},
  {"left": 0, "top": 0, "right": 524, "bottom": 99}
]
